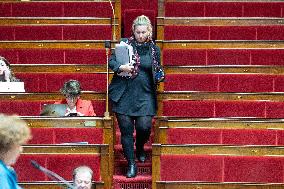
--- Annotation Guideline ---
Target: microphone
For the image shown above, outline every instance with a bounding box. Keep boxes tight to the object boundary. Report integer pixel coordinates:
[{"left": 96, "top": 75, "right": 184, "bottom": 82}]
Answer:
[{"left": 30, "top": 160, "right": 76, "bottom": 189}]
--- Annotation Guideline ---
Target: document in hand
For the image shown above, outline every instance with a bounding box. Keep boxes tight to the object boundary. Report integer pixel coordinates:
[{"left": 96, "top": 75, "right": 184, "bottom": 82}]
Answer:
[{"left": 115, "top": 41, "right": 135, "bottom": 77}]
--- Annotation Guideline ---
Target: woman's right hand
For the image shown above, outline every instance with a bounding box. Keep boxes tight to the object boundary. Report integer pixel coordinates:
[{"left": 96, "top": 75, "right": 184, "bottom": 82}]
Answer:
[
  {"left": 3, "top": 69, "right": 11, "bottom": 82},
  {"left": 119, "top": 64, "right": 134, "bottom": 73}
]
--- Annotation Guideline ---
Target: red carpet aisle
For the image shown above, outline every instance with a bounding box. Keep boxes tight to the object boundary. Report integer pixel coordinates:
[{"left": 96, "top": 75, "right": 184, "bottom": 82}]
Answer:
[{"left": 112, "top": 121, "right": 153, "bottom": 189}]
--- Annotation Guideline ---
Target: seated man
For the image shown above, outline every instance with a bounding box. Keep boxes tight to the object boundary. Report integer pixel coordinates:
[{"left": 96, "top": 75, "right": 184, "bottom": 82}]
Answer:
[
  {"left": 73, "top": 166, "right": 93, "bottom": 189},
  {"left": 55, "top": 80, "right": 96, "bottom": 116}
]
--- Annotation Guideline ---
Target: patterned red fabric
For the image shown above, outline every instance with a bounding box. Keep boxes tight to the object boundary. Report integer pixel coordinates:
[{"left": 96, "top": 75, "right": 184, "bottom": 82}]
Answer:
[
  {"left": 224, "top": 156, "right": 283, "bottom": 183},
  {"left": 218, "top": 74, "right": 274, "bottom": 92},
  {"left": 161, "top": 155, "right": 223, "bottom": 181},
  {"left": 222, "top": 129, "right": 277, "bottom": 145},
  {"left": 12, "top": 2, "right": 63, "bottom": 17},
  {"left": 243, "top": 3, "right": 282, "bottom": 17},
  {"left": 163, "top": 49, "right": 206, "bottom": 66},
  {"left": 167, "top": 128, "right": 222, "bottom": 144},
  {"left": 14, "top": 155, "right": 47, "bottom": 181},
  {"left": 164, "top": 74, "right": 218, "bottom": 92}
]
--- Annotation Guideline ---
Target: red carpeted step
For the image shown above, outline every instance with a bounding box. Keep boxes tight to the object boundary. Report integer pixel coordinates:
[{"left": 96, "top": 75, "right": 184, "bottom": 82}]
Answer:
[
  {"left": 115, "top": 160, "right": 152, "bottom": 176},
  {"left": 113, "top": 175, "right": 152, "bottom": 189},
  {"left": 114, "top": 145, "right": 152, "bottom": 161}
]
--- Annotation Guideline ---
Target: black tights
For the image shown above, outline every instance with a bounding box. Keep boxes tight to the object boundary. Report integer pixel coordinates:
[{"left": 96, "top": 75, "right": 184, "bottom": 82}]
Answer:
[{"left": 116, "top": 113, "right": 152, "bottom": 161}]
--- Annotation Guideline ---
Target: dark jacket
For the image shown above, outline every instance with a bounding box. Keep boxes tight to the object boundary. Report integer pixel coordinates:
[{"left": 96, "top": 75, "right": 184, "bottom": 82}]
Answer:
[{"left": 108, "top": 38, "right": 163, "bottom": 103}]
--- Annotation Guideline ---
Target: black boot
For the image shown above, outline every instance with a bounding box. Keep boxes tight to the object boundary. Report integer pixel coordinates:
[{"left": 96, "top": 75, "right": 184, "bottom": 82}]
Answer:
[
  {"left": 126, "top": 160, "right": 137, "bottom": 178},
  {"left": 136, "top": 147, "right": 146, "bottom": 163}
]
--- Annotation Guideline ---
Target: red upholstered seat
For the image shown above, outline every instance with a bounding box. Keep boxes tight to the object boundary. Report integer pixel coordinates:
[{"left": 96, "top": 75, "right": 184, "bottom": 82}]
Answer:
[
  {"left": 163, "top": 49, "right": 284, "bottom": 66},
  {"left": 224, "top": 156, "right": 283, "bottom": 183},
  {"left": 165, "top": 74, "right": 276, "bottom": 93},
  {"left": 210, "top": 26, "right": 256, "bottom": 40},
  {"left": 65, "top": 49, "right": 106, "bottom": 65},
  {"left": 163, "top": 49, "right": 206, "bottom": 66},
  {"left": 243, "top": 2, "right": 282, "bottom": 17},
  {"left": 15, "top": 73, "right": 107, "bottom": 92},
  {"left": 161, "top": 155, "right": 223, "bottom": 182},
  {"left": 0, "top": 49, "right": 106, "bottom": 65},
  {"left": 0, "top": 100, "right": 105, "bottom": 116},
  {"left": 162, "top": 100, "right": 267, "bottom": 118},
  {"left": 166, "top": 128, "right": 278, "bottom": 145},
  {"left": 164, "top": 74, "right": 219, "bottom": 92},
  {"left": 164, "top": 26, "right": 284, "bottom": 40},
  {"left": 13, "top": 155, "right": 47, "bottom": 181},
  {"left": 18, "top": 49, "right": 65, "bottom": 64},
  {"left": 164, "top": 26, "right": 209, "bottom": 40},
  {"left": 0, "top": 3, "right": 12, "bottom": 17},
  {"left": 12, "top": 2, "right": 63, "bottom": 17},
  {"left": 91, "top": 100, "right": 106, "bottom": 117},
  {"left": 164, "top": 2, "right": 284, "bottom": 17},
  {"left": 15, "top": 26, "right": 62, "bottom": 40},
  {"left": 0, "top": 100, "right": 43, "bottom": 116},
  {"left": 222, "top": 129, "right": 277, "bottom": 145},
  {"left": 207, "top": 49, "right": 250, "bottom": 65},
  {"left": 160, "top": 154, "right": 284, "bottom": 182},
  {"left": 162, "top": 100, "right": 215, "bottom": 118},
  {"left": 257, "top": 26, "right": 284, "bottom": 40},
  {"left": 218, "top": 74, "right": 274, "bottom": 92},
  {"left": 215, "top": 101, "right": 266, "bottom": 118},
  {"left": 0, "top": 25, "right": 112, "bottom": 41},
  {"left": 251, "top": 49, "right": 284, "bottom": 65},
  {"left": 46, "top": 155, "right": 100, "bottom": 181},
  {"left": 28, "top": 128, "right": 55, "bottom": 144},
  {"left": 266, "top": 102, "right": 284, "bottom": 118},
  {"left": 63, "top": 2, "right": 113, "bottom": 17},
  {"left": 29, "top": 128, "right": 104, "bottom": 144},
  {"left": 14, "top": 154, "right": 101, "bottom": 181},
  {"left": 63, "top": 25, "right": 112, "bottom": 40},
  {"left": 0, "top": 2, "right": 113, "bottom": 17},
  {"left": 0, "top": 26, "right": 14, "bottom": 40},
  {"left": 277, "top": 130, "right": 284, "bottom": 145},
  {"left": 167, "top": 128, "right": 222, "bottom": 144},
  {"left": 54, "top": 128, "right": 103, "bottom": 144}
]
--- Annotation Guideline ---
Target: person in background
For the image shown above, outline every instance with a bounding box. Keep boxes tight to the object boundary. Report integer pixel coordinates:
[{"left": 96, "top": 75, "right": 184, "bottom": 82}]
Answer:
[
  {"left": 0, "top": 56, "right": 20, "bottom": 82},
  {"left": 108, "top": 15, "right": 165, "bottom": 178},
  {"left": 55, "top": 80, "right": 96, "bottom": 116},
  {"left": 0, "top": 114, "right": 31, "bottom": 189},
  {"left": 73, "top": 166, "right": 93, "bottom": 189}
]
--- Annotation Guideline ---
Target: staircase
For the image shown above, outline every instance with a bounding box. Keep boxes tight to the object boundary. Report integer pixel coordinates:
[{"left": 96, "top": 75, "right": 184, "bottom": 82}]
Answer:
[{"left": 112, "top": 123, "right": 153, "bottom": 189}]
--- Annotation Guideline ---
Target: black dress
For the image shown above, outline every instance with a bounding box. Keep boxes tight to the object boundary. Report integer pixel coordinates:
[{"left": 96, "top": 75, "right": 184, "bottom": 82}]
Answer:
[{"left": 110, "top": 43, "right": 156, "bottom": 116}]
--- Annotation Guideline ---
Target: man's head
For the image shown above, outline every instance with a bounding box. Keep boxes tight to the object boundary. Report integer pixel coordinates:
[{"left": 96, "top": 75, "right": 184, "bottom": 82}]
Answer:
[{"left": 73, "top": 166, "right": 93, "bottom": 189}]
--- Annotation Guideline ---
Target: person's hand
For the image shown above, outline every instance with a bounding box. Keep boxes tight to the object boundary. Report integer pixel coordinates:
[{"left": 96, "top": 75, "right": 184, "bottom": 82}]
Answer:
[
  {"left": 3, "top": 69, "right": 11, "bottom": 82},
  {"left": 119, "top": 64, "right": 134, "bottom": 73},
  {"left": 77, "top": 112, "right": 85, "bottom": 116}
]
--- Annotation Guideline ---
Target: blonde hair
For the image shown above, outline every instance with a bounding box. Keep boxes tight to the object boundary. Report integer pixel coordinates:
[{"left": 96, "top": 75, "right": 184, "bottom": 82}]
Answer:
[
  {"left": 0, "top": 114, "right": 31, "bottom": 154},
  {"left": 132, "top": 15, "right": 153, "bottom": 39}
]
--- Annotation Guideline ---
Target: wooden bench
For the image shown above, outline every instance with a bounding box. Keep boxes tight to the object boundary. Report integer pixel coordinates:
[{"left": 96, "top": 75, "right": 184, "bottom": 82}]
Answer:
[
  {"left": 23, "top": 116, "right": 115, "bottom": 186},
  {"left": 16, "top": 144, "right": 111, "bottom": 189},
  {"left": 158, "top": 0, "right": 284, "bottom": 18},
  {"left": 152, "top": 144, "right": 284, "bottom": 189},
  {"left": 159, "top": 99, "right": 284, "bottom": 118},
  {"left": 154, "top": 117, "right": 284, "bottom": 145},
  {"left": 0, "top": 92, "right": 106, "bottom": 116},
  {"left": 157, "top": 18, "right": 284, "bottom": 40},
  {"left": 19, "top": 181, "right": 104, "bottom": 189}
]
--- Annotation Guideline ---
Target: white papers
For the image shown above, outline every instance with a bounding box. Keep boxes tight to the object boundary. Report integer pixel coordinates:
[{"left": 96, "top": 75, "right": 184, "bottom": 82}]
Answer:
[
  {"left": 115, "top": 41, "right": 135, "bottom": 77},
  {"left": 0, "top": 82, "right": 25, "bottom": 92}
]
